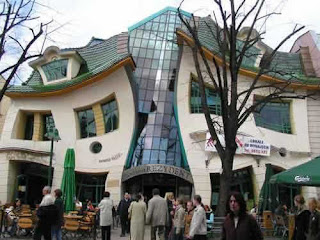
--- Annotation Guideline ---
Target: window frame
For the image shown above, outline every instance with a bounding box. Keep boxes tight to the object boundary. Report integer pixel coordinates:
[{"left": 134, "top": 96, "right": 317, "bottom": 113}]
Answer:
[
  {"left": 77, "top": 108, "right": 97, "bottom": 139},
  {"left": 24, "top": 114, "right": 34, "bottom": 140},
  {"left": 253, "top": 96, "right": 292, "bottom": 134},
  {"left": 42, "top": 58, "right": 68, "bottom": 82},
  {"left": 42, "top": 114, "right": 56, "bottom": 141},
  {"left": 189, "top": 75, "right": 221, "bottom": 116},
  {"left": 101, "top": 99, "right": 119, "bottom": 134}
]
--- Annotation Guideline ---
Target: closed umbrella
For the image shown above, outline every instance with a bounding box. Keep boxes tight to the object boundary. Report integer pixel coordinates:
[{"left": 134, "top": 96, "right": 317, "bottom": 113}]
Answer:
[
  {"left": 61, "top": 148, "right": 76, "bottom": 212},
  {"left": 258, "top": 164, "right": 278, "bottom": 213}
]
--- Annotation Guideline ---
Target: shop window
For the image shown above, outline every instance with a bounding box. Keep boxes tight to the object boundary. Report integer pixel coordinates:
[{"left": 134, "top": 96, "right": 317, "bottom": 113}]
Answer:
[
  {"left": 42, "top": 59, "right": 68, "bottom": 82},
  {"left": 24, "top": 114, "right": 34, "bottom": 140},
  {"left": 76, "top": 173, "right": 107, "bottom": 206},
  {"left": 210, "top": 167, "right": 254, "bottom": 210},
  {"left": 43, "top": 114, "right": 56, "bottom": 141},
  {"left": 77, "top": 108, "right": 96, "bottom": 139},
  {"left": 254, "top": 99, "right": 292, "bottom": 134},
  {"left": 190, "top": 81, "right": 221, "bottom": 115},
  {"left": 101, "top": 99, "right": 119, "bottom": 133}
]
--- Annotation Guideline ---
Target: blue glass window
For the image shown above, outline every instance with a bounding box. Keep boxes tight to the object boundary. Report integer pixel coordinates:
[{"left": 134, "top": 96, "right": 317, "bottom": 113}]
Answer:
[
  {"left": 42, "top": 59, "right": 68, "bottom": 82},
  {"left": 190, "top": 81, "right": 221, "bottom": 115},
  {"left": 43, "top": 114, "right": 55, "bottom": 141},
  {"left": 102, "top": 99, "right": 119, "bottom": 133},
  {"left": 78, "top": 108, "right": 96, "bottom": 138},
  {"left": 254, "top": 100, "right": 292, "bottom": 134},
  {"left": 24, "top": 114, "right": 34, "bottom": 140}
]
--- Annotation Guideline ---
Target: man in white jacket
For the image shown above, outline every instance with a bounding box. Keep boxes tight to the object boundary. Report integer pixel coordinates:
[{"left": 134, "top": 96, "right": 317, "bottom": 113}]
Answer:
[
  {"left": 98, "top": 192, "right": 113, "bottom": 240},
  {"left": 188, "top": 195, "right": 207, "bottom": 240}
]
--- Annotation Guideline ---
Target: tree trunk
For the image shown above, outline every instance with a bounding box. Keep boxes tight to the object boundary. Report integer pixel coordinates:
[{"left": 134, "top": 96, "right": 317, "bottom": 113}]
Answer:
[{"left": 215, "top": 149, "right": 235, "bottom": 217}]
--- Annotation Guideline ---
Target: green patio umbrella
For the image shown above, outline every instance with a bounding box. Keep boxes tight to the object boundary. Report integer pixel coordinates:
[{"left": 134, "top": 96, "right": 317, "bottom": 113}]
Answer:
[
  {"left": 270, "top": 156, "right": 320, "bottom": 186},
  {"left": 258, "top": 164, "right": 278, "bottom": 213},
  {"left": 61, "top": 148, "right": 76, "bottom": 212}
]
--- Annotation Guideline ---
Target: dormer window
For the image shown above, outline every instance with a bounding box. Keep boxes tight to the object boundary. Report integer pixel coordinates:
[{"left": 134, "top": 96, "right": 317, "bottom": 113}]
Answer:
[
  {"left": 42, "top": 59, "right": 68, "bottom": 82},
  {"left": 29, "top": 46, "right": 84, "bottom": 85}
]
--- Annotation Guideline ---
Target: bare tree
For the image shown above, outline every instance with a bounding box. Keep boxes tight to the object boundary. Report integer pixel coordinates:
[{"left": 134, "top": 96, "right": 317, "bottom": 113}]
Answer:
[
  {"left": 0, "top": 0, "right": 51, "bottom": 101},
  {"left": 177, "top": 0, "right": 309, "bottom": 216}
]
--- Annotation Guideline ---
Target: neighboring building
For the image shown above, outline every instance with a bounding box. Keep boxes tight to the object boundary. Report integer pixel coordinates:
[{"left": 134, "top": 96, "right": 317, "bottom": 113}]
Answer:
[
  {"left": 291, "top": 31, "right": 320, "bottom": 198},
  {"left": 0, "top": 7, "right": 319, "bottom": 206}
]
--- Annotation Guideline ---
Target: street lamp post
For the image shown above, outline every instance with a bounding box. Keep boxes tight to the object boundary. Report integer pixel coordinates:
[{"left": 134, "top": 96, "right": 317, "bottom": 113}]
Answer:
[{"left": 45, "top": 128, "right": 61, "bottom": 186}]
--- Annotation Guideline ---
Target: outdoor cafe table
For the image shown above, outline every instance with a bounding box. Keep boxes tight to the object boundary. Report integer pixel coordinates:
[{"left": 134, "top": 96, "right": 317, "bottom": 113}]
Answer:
[
  {"left": 19, "top": 214, "right": 32, "bottom": 217},
  {"left": 64, "top": 215, "right": 83, "bottom": 220}
]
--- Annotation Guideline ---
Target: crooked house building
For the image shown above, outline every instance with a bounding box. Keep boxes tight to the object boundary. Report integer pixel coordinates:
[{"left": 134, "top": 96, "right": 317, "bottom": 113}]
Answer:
[{"left": 0, "top": 7, "right": 320, "bottom": 208}]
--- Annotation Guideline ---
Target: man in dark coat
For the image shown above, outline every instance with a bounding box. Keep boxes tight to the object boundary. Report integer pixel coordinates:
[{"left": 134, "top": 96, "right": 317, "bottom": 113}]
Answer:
[
  {"left": 117, "top": 192, "right": 131, "bottom": 237},
  {"left": 33, "top": 186, "right": 58, "bottom": 240},
  {"left": 222, "top": 192, "right": 263, "bottom": 240},
  {"left": 51, "top": 189, "right": 64, "bottom": 240}
]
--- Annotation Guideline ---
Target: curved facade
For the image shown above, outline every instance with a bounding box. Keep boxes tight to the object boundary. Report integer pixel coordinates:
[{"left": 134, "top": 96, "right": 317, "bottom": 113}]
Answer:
[
  {"left": 127, "top": 8, "right": 190, "bottom": 169},
  {"left": 0, "top": 7, "right": 319, "bottom": 206}
]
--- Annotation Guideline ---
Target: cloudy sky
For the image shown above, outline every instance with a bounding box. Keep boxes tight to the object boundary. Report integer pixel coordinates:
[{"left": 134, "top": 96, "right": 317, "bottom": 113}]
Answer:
[
  {"left": 37, "top": 0, "right": 319, "bottom": 51},
  {"left": 5, "top": 0, "right": 319, "bottom": 84}
]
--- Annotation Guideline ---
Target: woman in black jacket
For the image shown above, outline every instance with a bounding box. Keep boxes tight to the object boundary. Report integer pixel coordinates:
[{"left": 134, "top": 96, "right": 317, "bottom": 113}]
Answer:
[
  {"left": 307, "top": 198, "right": 320, "bottom": 240},
  {"left": 293, "top": 195, "right": 311, "bottom": 240}
]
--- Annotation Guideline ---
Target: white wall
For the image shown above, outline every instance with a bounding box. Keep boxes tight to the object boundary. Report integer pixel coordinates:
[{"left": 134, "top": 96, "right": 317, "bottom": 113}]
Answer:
[
  {"left": 176, "top": 46, "right": 313, "bottom": 205},
  {"left": 0, "top": 67, "right": 136, "bottom": 203}
]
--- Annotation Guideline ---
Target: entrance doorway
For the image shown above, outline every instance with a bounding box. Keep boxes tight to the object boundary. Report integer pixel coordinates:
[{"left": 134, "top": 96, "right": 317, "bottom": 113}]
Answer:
[
  {"left": 123, "top": 174, "right": 193, "bottom": 202},
  {"left": 76, "top": 172, "right": 107, "bottom": 206},
  {"left": 14, "top": 162, "right": 51, "bottom": 207}
]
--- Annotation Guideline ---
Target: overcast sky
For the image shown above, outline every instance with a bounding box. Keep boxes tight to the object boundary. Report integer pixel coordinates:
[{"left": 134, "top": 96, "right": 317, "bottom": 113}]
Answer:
[
  {"left": 38, "top": 0, "right": 320, "bottom": 51},
  {"left": 7, "top": 0, "right": 319, "bottom": 84}
]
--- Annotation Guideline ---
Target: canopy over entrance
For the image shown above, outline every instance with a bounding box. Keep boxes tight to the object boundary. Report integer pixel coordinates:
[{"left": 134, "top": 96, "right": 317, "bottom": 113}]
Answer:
[{"left": 270, "top": 156, "right": 320, "bottom": 186}]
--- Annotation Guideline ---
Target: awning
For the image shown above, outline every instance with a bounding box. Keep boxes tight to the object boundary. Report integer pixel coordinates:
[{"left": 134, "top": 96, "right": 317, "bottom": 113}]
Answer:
[{"left": 270, "top": 156, "right": 320, "bottom": 186}]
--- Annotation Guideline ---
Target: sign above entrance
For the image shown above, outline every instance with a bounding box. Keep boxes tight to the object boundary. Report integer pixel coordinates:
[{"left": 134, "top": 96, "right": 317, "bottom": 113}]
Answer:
[
  {"left": 122, "top": 164, "right": 194, "bottom": 184},
  {"left": 205, "top": 133, "right": 271, "bottom": 156}
]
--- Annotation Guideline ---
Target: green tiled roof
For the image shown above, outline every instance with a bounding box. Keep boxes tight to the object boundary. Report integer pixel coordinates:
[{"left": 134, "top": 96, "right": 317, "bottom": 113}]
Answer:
[
  {"left": 7, "top": 34, "right": 131, "bottom": 93},
  {"left": 183, "top": 17, "right": 320, "bottom": 85}
]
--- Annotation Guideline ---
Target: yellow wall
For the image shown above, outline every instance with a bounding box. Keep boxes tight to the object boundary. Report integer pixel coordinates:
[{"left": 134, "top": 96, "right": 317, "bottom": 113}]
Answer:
[
  {"left": 32, "top": 113, "right": 43, "bottom": 141},
  {"left": 92, "top": 103, "right": 105, "bottom": 136}
]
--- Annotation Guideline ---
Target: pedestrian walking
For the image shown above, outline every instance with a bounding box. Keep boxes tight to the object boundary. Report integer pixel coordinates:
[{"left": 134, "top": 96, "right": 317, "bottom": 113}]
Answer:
[
  {"left": 51, "top": 189, "right": 64, "bottom": 240},
  {"left": 117, "top": 192, "right": 131, "bottom": 237},
  {"left": 187, "top": 195, "right": 207, "bottom": 240},
  {"left": 293, "top": 195, "right": 310, "bottom": 240},
  {"left": 33, "top": 186, "right": 58, "bottom": 240},
  {"left": 221, "top": 192, "right": 262, "bottom": 240},
  {"left": 146, "top": 188, "right": 169, "bottom": 240},
  {"left": 128, "top": 193, "right": 147, "bottom": 240},
  {"left": 307, "top": 198, "right": 320, "bottom": 240},
  {"left": 165, "top": 192, "right": 175, "bottom": 240},
  {"left": 173, "top": 198, "right": 185, "bottom": 240},
  {"left": 97, "top": 192, "right": 113, "bottom": 240},
  {"left": 184, "top": 201, "right": 194, "bottom": 238}
]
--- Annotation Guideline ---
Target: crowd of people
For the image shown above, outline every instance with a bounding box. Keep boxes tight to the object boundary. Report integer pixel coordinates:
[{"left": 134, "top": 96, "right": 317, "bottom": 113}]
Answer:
[
  {"left": 2, "top": 186, "right": 320, "bottom": 240},
  {"left": 109, "top": 188, "right": 208, "bottom": 240}
]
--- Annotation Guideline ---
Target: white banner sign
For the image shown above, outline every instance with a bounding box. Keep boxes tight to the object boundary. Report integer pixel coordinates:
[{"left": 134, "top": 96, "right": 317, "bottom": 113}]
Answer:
[
  {"left": 205, "top": 133, "right": 271, "bottom": 156},
  {"left": 242, "top": 137, "right": 271, "bottom": 156}
]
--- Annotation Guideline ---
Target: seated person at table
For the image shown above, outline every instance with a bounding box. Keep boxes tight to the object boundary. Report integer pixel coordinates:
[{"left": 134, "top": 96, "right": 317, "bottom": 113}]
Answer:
[
  {"left": 75, "top": 199, "right": 82, "bottom": 210},
  {"left": 8, "top": 199, "right": 22, "bottom": 236},
  {"left": 86, "top": 200, "right": 95, "bottom": 212}
]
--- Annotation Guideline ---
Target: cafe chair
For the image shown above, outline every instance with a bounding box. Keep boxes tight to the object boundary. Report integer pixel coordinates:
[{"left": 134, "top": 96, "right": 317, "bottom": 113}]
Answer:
[{"left": 63, "top": 219, "right": 80, "bottom": 240}]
